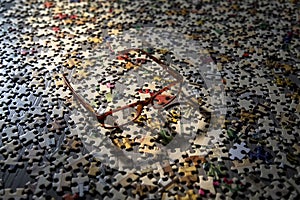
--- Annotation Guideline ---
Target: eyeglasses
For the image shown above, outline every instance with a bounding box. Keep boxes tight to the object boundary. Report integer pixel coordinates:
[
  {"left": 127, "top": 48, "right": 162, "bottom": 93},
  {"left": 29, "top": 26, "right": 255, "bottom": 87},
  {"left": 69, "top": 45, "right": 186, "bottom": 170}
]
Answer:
[{"left": 63, "top": 48, "right": 184, "bottom": 129}]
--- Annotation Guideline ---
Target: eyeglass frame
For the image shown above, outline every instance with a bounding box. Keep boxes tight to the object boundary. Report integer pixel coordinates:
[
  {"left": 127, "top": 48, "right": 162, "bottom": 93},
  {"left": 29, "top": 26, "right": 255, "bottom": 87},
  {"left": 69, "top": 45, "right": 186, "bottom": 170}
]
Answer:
[{"left": 63, "top": 48, "right": 188, "bottom": 129}]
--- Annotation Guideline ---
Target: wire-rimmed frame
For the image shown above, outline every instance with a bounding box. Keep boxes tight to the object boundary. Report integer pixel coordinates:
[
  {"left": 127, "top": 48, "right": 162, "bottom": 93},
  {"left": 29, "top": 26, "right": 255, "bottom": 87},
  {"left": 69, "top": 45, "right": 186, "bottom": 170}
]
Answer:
[{"left": 63, "top": 48, "right": 184, "bottom": 129}]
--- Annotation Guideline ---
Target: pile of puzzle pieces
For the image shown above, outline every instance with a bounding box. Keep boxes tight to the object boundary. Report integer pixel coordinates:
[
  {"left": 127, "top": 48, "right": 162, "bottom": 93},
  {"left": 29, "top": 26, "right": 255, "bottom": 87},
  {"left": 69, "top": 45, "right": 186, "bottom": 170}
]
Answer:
[{"left": 0, "top": 0, "right": 299, "bottom": 199}]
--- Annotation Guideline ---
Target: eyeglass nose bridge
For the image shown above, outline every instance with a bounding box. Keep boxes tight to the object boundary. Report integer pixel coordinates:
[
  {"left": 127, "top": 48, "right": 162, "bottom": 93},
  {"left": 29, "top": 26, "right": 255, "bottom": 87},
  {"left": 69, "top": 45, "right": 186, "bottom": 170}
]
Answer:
[{"left": 129, "top": 94, "right": 175, "bottom": 127}]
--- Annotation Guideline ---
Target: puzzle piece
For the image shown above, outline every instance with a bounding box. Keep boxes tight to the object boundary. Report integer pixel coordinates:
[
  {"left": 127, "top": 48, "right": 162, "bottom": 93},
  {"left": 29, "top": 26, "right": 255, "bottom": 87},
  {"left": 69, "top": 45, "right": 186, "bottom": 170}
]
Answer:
[
  {"left": 263, "top": 180, "right": 290, "bottom": 200},
  {"left": 114, "top": 172, "right": 139, "bottom": 188},
  {"left": 22, "top": 146, "right": 44, "bottom": 164},
  {"left": 1, "top": 188, "right": 27, "bottom": 200},
  {"left": 231, "top": 159, "right": 256, "bottom": 174},
  {"left": 85, "top": 161, "right": 100, "bottom": 177},
  {"left": 178, "top": 162, "right": 197, "bottom": 183},
  {"left": 52, "top": 168, "right": 72, "bottom": 193},
  {"left": 229, "top": 142, "right": 250, "bottom": 160},
  {"left": 71, "top": 173, "right": 89, "bottom": 197},
  {"left": 256, "top": 164, "right": 283, "bottom": 180},
  {"left": 67, "top": 154, "right": 90, "bottom": 170},
  {"left": 62, "top": 135, "right": 83, "bottom": 153},
  {"left": 131, "top": 183, "right": 157, "bottom": 198},
  {"left": 33, "top": 174, "right": 52, "bottom": 197},
  {"left": 198, "top": 176, "right": 216, "bottom": 195}
]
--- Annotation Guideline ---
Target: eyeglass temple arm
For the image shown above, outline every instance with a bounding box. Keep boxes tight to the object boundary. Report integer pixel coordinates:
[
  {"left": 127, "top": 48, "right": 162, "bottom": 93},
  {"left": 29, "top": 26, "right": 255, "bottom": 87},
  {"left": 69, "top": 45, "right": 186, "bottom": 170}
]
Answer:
[
  {"left": 63, "top": 75, "right": 97, "bottom": 115},
  {"left": 120, "top": 48, "right": 183, "bottom": 82}
]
